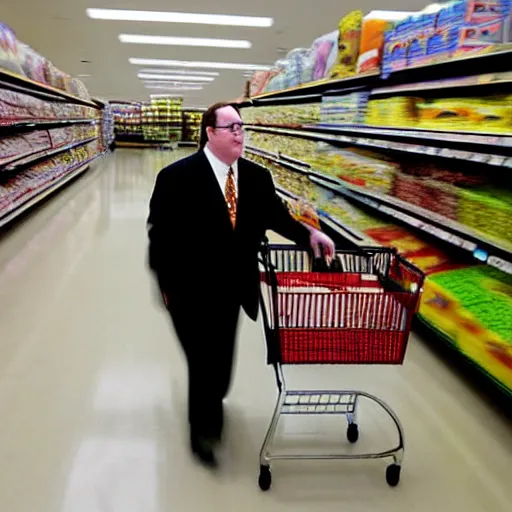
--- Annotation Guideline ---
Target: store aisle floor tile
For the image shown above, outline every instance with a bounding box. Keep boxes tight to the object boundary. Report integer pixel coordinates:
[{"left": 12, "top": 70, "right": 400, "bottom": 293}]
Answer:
[{"left": 0, "top": 149, "right": 510, "bottom": 512}]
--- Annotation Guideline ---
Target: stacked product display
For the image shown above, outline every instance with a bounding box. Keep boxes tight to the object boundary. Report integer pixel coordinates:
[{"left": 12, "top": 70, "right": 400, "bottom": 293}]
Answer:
[
  {"left": 142, "top": 97, "right": 183, "bottom": 143},
  {"left": 181, "top": 110, "right": 203, "bottom": 145},
  {"left": 382, "top": 0, "right": 511, "bottom": 75},
  {"left": 112, "top": 102, "right": 143, "bottom": 145},
  {"left": 247, "top": 1, "right": 511, "bottom": 97},
  {"left": 240, "top": 1, "right": 512, "bottom": 397},
  {"left": 0, "top": 22, "right": 92, "bottom": 100},
  {"left": 98, "top": 101, "right": 115, "bottom": 150},
  {"left": 0, "top": 23, "right": 106, "bottom": 228},
  {"left": 112, "top": 98, "right": 183, "bottom": 147}
]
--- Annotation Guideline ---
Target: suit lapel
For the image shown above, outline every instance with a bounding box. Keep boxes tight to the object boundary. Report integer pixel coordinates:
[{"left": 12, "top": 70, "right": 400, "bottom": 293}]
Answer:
[{"left": 234, "top": 158, "right": 249, "bottom": 234}]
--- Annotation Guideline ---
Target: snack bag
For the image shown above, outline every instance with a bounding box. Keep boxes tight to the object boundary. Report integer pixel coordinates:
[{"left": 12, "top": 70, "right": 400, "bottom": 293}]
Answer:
[
  {"left": 311, "top": 30, "right": 339, "bottom": 80},
  {"left": 0, "top": 23, "right": 24, "bottom": 75},
  {"left": 286, "top": 197, "right": 321, "bottom": 230},
  {"left": 249, "top": 71, "right": 276, "bottom": 97},
  {"left": 330, "top": 11, "right": 364, "bottom": 79}
]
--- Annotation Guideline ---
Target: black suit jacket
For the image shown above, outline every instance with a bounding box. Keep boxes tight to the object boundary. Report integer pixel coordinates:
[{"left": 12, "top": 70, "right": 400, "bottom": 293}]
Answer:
[{"left": 147, "top": 149, "right": 310, "bottom": 321}]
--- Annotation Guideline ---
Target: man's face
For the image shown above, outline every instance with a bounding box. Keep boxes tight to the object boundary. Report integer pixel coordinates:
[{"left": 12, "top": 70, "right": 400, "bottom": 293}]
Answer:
[{"left": 207, "top": 106, "right": 244, "bottom": 164}]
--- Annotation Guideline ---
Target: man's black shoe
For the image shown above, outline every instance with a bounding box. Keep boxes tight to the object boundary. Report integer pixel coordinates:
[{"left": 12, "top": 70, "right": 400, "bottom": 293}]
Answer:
[{"left": 191, "top": 435, "right": 218, "bottom": 469}]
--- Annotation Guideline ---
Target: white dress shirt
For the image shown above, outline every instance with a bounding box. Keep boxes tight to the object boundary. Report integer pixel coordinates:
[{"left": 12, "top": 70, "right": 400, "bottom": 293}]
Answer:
[{"left": 204, "top": 144, "right": 238, "bottom": 199}]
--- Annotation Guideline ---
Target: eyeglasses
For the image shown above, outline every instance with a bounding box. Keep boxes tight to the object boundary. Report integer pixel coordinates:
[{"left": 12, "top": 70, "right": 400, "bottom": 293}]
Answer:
[{"left": 214, "top": 122, "right": 244, "bottom": 133}]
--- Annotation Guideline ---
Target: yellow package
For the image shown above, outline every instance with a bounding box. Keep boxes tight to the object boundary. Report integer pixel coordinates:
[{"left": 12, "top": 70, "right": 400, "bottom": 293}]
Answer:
[
  {"left": 330, "top": 11, "right": 364, "bottom": 79},
  {"left": 417, "top": 96, "right": 512, "bottom": 133},
  {"left": 366, "top": 97, "right": 421, "bottom": 126}
]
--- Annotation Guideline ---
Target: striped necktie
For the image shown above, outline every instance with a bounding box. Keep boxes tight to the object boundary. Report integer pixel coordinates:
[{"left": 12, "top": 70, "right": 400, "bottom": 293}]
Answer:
[{"left": 225, "top": 166, "right": 237, "bottom": 228}]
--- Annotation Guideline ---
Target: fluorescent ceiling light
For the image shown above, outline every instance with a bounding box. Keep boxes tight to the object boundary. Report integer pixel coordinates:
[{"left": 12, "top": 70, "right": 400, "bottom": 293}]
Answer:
[
  {"left": 130, "top": 58, "right": 270, "bottom": 71},
  {"left": 119, "top": 34, "right": 251, "bottom": 49},
  {"left": 139, "top": 69, "right": 219, "bottom": 76},
  {"left": 143, "top": 81, "right": 208, "bottom": 87},
  {"left": 145, "top": 85, "right": 203, "bottom": 91},
  {"left": 86, "top": 8, "right": 273, "bottom": 27},
  {"left": 138, "top": 73, "right": 215, "bottom": 81},
  {"left": 150, "top": 94, "right": 189, "bottom": 99}
]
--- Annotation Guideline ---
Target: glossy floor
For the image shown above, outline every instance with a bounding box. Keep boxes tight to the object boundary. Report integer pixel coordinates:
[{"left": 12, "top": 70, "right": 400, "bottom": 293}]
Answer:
[{"left": 0, "top": 149, "right": 510, "bottom": 512}]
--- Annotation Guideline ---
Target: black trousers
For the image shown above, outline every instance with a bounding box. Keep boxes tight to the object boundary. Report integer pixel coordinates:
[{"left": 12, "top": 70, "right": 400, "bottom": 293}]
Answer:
[{"left": 168, "top": 298, "right": 240, "bottom": 440}]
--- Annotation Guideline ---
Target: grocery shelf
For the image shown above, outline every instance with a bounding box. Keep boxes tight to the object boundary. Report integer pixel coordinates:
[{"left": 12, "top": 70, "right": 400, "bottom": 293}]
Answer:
[
  {"left": 0, "top": 151, "right": 105, "bottom": 229},
  {"left": 246, "top": 125, "right": 512, "bottom": 168},
  {"left": 0, "top": 118, "right": 98, "bottom": 135},
  {"left": 245, "top": 145, "right": 279, "bottom": 160},
  {"left": 371, "top": 71, "right": 512, "bottom": 97},
  {"left": 116, "top": 141, "right": 174, "bottom": 149},
  {"left": 247, "top": 143, "right": 512, "bottom": 273},
  {"left": 381, "top": 47, "right": 512, "bottom": 83},
  {"left": 308, "top": 124, "right": 512, "bottom": 151},
  {"left": 116, "top": 121, "right": 182, "bottom": 126},
  {"left": 309, "top": 175, "right": 512, "bottom": 275},
  {"left": 245, "top": 47, "right": 512, "bottom": 103},
  {"left": 0, "top": 69, "right": 98, "bottom": 108},
  {"left": 245, "top": 146, "right": 376, "bottom": 247},
  {"left": 415, "top": 315, "right": 512, "bottom": 398},
  {"left": 250, "top": 73, "right": 378, "bottom": 102},
  {"left": 245, "top": 146, "right": 338, "bottom": 184},
  {"left": 2, "top": 136, "right": 99, "bottom": 172}
]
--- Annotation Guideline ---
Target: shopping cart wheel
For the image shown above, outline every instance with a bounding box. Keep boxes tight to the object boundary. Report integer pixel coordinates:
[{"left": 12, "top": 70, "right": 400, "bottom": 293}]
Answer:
[
  {"left": 386, "top": 464, "right": 401, "bottom": 487},
  {"left": 258, "top": 465, "right": 272, "bottom": 491},
  {"left": 346, "top": 423, "right": 359, "bottom": 443}
]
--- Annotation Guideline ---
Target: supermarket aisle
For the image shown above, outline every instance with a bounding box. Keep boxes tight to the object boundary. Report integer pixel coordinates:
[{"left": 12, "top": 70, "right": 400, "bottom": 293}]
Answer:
[{"left": 0, "top": 149, "right": 510, "bottom": 512}]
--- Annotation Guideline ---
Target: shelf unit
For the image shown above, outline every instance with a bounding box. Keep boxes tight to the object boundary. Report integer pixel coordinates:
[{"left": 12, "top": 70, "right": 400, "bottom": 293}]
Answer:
[
  {"left": 1, "top": 136, "right": 99, "bottom": 171},
  {"left": 246, "top": 138, "right": 512, "bottom": 274},
  {"left": 0, "top": 68, "right": 97, "bottom": 108},
  {"left": 245, "top": 146, "right": 382, "bottom": 248},
  {"left": 246, "top": 125, "right": 512, "bottom": 168},
  {"left": 246, "top": 48, "right": 512, "bottom": 104},
  {"left": 0, "top": 33, "right": 107, "bottom": 229},
  {"left": 0, "top": 119, "right": 97, "bottom": 135},
  {"left": 274, "top": 183, "right": 371, "bottom": 248},
  {"left": 0, "top": 150, "right": 106, "bottom": 229},
  {"left": 240, "top": 44, "right": 512, "bottom": 397}
]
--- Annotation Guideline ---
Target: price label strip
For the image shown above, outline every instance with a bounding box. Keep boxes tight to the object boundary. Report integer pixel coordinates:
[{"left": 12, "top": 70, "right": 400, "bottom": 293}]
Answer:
[{"left": 487, "top": 256, "right": 512, "bottom": 275}]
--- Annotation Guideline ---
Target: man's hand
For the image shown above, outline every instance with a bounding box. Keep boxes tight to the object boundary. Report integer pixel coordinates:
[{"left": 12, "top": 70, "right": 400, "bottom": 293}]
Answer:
[{"left": 305, "top": 225, "right": 335, "bottom": 264}]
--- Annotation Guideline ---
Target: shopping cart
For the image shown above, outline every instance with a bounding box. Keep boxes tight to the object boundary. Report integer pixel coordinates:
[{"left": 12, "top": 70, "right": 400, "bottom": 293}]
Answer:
[{"left": 257, "top": 240, "right": 425, "bottom": 491}]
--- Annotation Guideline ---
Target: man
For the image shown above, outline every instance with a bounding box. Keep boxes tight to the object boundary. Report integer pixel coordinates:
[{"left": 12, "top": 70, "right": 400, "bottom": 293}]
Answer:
[{"left": 147, "top": 101, "right": 334, "bottom": 468}]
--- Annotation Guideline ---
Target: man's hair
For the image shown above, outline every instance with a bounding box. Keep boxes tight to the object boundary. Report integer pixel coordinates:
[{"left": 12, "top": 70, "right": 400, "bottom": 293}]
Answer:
[{"left": 199, "top": 101, "right": 241, "bottom": 149}]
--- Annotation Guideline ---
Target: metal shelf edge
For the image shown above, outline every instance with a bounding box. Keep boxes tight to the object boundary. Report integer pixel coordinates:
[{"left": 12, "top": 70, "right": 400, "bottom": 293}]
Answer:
[
  {"left": 246, "top": 125, "right": 512, "bottom": 167},
  {"left": 0, "top": 69, "right": 98, "bottom": 108},
  {"left": 3, "top": 136, "right": 99, "bottom": 172}
]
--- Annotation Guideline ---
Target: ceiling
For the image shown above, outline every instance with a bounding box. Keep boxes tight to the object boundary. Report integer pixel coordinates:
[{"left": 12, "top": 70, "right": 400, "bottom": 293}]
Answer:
[{"left": 0, "top": 0, "right": 429, "bottom": 108}]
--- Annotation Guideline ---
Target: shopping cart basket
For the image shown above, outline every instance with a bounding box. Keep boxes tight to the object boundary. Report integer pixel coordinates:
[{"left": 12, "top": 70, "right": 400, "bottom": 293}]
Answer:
[{"left": 257, "top": 241, "right": 425, "bottom": 491}]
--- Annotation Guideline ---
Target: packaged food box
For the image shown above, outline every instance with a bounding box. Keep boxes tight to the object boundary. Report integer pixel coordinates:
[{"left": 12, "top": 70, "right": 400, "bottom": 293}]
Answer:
[
  {"left": 391, "top": 172, "right": 459, "bottom": 220},
  {"left": 357, "top": 11, "right": 413, "bottom": 74},
  {"left": 458, "top": 186, "right": 512, "bottom": 245},
  {"left": 366, "top": 96, "right": 421, "bottom": 126}
]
